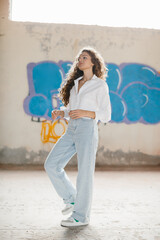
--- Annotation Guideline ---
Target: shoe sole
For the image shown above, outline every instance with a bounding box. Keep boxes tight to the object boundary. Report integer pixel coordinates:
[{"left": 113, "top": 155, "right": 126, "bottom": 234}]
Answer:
[{"left": 61, "top": 222, "right": 89, "bottom": 227}]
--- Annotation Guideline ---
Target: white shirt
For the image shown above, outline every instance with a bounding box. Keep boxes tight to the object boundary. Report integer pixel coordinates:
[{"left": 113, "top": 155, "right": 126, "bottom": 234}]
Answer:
[{"left": 60, "top": 74, "right": 111, "bottom": 123}]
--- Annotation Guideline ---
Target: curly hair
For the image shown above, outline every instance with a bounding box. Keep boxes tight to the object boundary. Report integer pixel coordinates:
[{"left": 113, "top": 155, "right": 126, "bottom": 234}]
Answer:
[{"left": 59, "top": 46, "right": 108, "bottom": 106}]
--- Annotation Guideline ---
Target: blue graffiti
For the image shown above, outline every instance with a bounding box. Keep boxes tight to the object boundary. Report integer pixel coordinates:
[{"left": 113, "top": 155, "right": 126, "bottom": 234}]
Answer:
[
  {"left": 23, "top": 61, "right": 160, "bottom": 124},
  {"left": 107, "top": 63, "right": 160, "bottom": 124},
  {"left": 24, "top": 61, "right": 66, "bottom": 119}
]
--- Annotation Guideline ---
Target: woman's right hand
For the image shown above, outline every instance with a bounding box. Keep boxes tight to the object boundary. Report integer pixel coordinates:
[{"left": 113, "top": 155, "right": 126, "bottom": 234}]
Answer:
[{"left": 51, "top": 110, "right": 64, "bottom": 120}]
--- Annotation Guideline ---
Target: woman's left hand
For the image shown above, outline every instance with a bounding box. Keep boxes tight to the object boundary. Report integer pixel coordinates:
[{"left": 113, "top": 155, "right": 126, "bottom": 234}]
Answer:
[
  {"left": 69, "top": 109, "right": 95, "bottom": 119},
  {"left": 69, "top": 110, "right": 85, "bottom": 119}
]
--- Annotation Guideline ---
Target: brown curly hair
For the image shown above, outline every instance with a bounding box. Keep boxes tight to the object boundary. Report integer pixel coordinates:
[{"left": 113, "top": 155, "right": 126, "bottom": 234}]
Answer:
[{"left": 59, "top": 46, "right": 107, "bottom": 106}]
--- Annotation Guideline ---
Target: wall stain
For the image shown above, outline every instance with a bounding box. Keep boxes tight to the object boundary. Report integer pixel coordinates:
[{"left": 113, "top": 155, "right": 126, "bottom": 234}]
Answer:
[
  {"left": 0, "top": 146, "right": 160, "bottom": 166},
  {"left": 96, "top": 147, "right": 160, "bottom": 166},
  {"left": 24, "top": 24, "right": 52, "bottom": 56}
]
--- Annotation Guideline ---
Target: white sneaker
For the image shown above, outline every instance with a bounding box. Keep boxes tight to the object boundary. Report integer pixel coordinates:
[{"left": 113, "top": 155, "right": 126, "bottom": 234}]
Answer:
[
  {"left": 61, "top": 216, "right": 89, "bottom": 227},
  {"left": 62, "top": 203, "right": 74, "bottom": 215}
]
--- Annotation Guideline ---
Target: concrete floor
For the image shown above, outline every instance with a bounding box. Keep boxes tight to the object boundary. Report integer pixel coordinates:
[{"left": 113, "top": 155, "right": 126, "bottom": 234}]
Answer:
[{"left": 0, "top": 170, "right": 160, "bottom": 240}]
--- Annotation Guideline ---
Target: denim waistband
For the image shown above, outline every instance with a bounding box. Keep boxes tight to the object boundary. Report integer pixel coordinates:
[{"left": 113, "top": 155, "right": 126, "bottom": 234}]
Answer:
[{"left": 69, "top": 118, "right": 96, "bottom": 123}]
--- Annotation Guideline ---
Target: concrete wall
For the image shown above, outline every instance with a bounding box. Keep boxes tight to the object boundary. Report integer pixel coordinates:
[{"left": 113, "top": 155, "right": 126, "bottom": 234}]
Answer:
[{"left": 0, "top": 0, "right": 160, "bottom": 167}]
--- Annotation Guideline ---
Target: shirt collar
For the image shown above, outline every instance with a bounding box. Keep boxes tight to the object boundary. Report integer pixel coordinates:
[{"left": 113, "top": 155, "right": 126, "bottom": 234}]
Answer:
[
  {"left": 74, "top": 74, "right": 97, "bottom": 94},
  {"left": 74, "top": 74, "right": 97, "bottom": 83}
]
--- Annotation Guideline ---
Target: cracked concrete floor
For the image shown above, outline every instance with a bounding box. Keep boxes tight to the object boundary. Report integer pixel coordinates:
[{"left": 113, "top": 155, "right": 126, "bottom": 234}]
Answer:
[{"left": 0, "top": 169, "right": 160, "bottom": 240}]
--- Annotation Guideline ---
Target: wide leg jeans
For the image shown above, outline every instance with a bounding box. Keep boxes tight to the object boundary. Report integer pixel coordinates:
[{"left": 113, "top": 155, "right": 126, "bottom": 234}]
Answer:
[{"left": 44, "top": 118, "right": 98, "bottom": 223}]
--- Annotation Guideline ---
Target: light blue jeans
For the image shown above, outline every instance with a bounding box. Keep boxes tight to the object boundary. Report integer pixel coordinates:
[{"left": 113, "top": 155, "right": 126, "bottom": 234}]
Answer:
[{"left": 44, "top": 118, "right": 98, "bottom": 223}]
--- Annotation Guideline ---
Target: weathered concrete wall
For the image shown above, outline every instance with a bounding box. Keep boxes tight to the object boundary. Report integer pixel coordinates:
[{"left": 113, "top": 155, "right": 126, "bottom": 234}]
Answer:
[{"left": 0, "top": 0, "right": 160, "bottom": 167}]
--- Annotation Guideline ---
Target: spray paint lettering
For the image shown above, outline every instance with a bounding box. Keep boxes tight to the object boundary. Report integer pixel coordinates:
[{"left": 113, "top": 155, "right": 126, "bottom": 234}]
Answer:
[
  {"left": 23, "top": 61, "right": 160, "bottom": 125},
  {"left": 41, "top": 119, "right": 68, "bottom": 143}
]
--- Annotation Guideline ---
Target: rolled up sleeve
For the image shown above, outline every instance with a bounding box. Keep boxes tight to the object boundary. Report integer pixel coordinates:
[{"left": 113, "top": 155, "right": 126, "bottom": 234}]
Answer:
[
  {"left": 95, "top": 83, "right": 111, "bottom": 123},
  {"left": 60, "top": 105, "right": 70, "bottom": 119}
]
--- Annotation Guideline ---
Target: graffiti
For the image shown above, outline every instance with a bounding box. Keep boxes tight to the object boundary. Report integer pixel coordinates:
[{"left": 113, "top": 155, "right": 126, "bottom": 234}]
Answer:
[
  {"left": 23, "top": 61, "right": 160, "bottom": 124},
  {"left": 41, "top": 119, "right": 68, "bottom": 143},
  {"left": 107, "top": 63, "right": 160, "bottom": 124}
]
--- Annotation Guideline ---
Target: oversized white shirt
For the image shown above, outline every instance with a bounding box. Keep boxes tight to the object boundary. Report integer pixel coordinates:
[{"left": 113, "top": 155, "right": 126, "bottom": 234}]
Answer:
[{"left": 60, "top": 74, "right": 111, "bottom": 123}]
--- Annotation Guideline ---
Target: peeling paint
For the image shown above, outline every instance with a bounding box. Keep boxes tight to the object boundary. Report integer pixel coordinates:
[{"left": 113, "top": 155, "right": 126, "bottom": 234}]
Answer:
[
  {"left": 0, "top": 146, "right": 160, "bottom": 167},
  {"left": 0, "top": 146, "right": 48, "bottom": 165},
  {"left": 96, "top": 147, "right": 160, "bottom": 166},
  {"left": 24, "top": 24, "right": 53, "bottom": 56},
  {"left": 0, "top": 146, "right": 77, "bottom": 166}
]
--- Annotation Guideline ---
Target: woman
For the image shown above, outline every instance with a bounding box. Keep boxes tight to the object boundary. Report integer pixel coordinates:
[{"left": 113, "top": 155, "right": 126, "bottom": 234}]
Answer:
[{"left": 44, "top": 46, "right": 111, "bottom": 227}]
